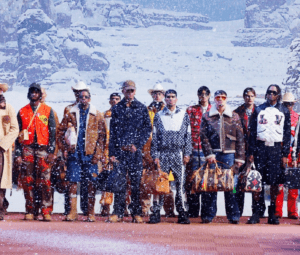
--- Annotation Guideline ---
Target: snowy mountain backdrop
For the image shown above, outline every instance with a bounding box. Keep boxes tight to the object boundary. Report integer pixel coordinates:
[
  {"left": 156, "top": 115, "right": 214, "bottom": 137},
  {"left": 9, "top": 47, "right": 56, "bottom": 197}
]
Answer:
[{"left": 0, "top": 0, "right": 299, "bottom": 117}]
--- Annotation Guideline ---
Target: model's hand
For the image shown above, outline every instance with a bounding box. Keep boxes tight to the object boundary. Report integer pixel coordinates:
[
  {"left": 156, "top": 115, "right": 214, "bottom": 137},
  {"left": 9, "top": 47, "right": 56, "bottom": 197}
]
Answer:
[
  {"left": 207, "top": 156, "right": 216, "bottom": 164},
  {"left": 63, "top": 150, "right": 68, "bottom": 159},
  {"left": 91, "top": 157, "right": 98, "bottom": 165},
  {"left": 248, "top": 155, "right": 254, "bottom": 163},
  {"left": 154, "top": 158, "right": 160, "bottom": 165},
  {"left": 292, "top": 161, "right": 297, "bottom": 167},
  {"left": 16, "top": 156, "right": 22, "bottom": 165},
  {"left": 109, "top": 156, "right": 119, "bottom": 163},
  {"left": 183, "top": 156, "right": 190, "bottom": 165},
  {"left": 130, "top": 144, "right": 137, "bottom": 153},
  {"left": 282, "top": 157, "right": 288, "bottom": 168},
  {"left": 45, "top": 153, "right": 56, "bottom": 164},
  {"left": 233, "top": 162, "right": 243, "bottom": 174}
]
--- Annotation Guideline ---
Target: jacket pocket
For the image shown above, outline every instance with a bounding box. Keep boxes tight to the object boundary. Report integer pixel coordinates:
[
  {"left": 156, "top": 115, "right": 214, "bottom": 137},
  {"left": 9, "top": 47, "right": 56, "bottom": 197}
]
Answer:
[{"left": 226, "top": 134, "right": 236, "bottom": 141}]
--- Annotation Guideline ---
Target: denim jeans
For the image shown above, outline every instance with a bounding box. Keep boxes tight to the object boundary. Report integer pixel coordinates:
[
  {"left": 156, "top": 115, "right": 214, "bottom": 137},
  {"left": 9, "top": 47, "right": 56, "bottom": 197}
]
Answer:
[{"left": 201, "top": 152, "right": 240, "bottom": 221}]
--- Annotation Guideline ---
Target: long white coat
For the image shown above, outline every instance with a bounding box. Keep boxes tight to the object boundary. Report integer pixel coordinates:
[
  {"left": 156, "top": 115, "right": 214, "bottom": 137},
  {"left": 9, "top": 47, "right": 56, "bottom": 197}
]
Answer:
[{"left": 0, "top": 103, "right": 19, "bottom": 189}]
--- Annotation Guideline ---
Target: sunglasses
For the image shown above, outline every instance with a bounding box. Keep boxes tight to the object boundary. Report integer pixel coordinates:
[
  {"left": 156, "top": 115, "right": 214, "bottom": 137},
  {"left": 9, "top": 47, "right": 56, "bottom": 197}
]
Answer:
[
  {"left": 283, "top": 102, "right": 294, "bottom": 107},
  {"left": 215, "top": 95, "right": 227, "bottom": 101},
  {"left": 79, "top": 95, "right": 90, "bottom": 99},
  {"left": 199, "top": 92, "right": 210, "bottom": 97},
  {"left": 125, "top": 89, "right": 135, "bottom": 93},
  {"left": 267, "top": 90, "right": 278, "bottom": 96}
]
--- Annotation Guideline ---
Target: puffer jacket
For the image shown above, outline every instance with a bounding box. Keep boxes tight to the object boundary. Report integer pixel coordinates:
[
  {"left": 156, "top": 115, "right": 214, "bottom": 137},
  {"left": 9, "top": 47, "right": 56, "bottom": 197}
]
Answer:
[
  {"left": 200, "top": 104, "right": 245, "bottom": 163},
  {"left": 57, "top": 103, "right": 107, "bottom": 161}
]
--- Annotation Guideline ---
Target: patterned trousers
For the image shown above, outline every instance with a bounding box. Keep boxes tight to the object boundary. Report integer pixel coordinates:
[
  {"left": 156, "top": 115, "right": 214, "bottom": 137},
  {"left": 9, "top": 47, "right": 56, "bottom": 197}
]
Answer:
[{"left": 21, "top": 145, "right": 53, "bottom": 216}]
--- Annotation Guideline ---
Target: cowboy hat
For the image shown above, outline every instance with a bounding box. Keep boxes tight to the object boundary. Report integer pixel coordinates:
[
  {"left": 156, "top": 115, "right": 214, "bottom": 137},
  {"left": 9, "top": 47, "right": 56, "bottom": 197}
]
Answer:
[
  {"left": 148, "top": 83, "right": 165, "bottom": 94},
  {"left": 282, "top": 92, "right": 297, "bottom": 102},
  {"left": 71, "top": 81, "right": 90, "bottom": 91}
]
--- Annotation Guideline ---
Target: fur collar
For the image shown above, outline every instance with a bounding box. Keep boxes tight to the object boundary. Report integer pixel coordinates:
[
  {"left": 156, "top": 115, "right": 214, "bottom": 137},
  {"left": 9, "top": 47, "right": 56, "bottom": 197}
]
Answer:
[
  {"left": 209, "top": 104, "right": 232, "bottom": 117},
  {"left": 70, "top": 103, "right": 97, "bottom": 115}
]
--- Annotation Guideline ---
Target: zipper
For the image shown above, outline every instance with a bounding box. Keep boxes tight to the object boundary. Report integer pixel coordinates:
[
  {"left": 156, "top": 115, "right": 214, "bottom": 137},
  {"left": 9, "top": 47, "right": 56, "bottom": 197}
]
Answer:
[{"left": 220, "top": 114, "right": 223, "bottom": 151}]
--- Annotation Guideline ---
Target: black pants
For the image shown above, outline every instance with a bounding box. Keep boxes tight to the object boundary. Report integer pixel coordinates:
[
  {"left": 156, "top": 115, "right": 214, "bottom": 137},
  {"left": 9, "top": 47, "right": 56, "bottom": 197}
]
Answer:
[{"left": 113, "top": 151, "right": 143, "bottom": 217}]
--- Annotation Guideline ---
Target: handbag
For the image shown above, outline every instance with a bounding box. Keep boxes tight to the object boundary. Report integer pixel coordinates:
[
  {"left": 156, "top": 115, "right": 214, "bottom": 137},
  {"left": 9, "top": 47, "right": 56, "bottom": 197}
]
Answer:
[
  {"left": 285, "top": 167, "right": 300, "bottom": 189},
  {"left": 50, "top": 156, "right": 68, "bottom": 194},
  {"left": 18, "top": 103, "right": 41, "bottom": 143},
  {"left": 202, "top": 161, "right": 234, "bottom": 192},
  {"left": 105, "top": 162, "right": 127, "bottom": 193},
  {"left": 238, "top": 162, "right": 262, "bottom": 192},
  {"left": 190, "top": 163, "right": 206, "bottom": 194},
  {"left": 140, "top": 163, "right": 170, "bottom": 195}
]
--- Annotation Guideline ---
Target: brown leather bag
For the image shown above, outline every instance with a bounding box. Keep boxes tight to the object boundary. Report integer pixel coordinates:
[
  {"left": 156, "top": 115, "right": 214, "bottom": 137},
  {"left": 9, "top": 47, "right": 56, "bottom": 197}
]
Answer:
[
  {"left": 190, "top": 163, "right": 206, "bottom": 194},
  {"left": 140, "top": 163, "right": 170, "bottom": 195},
  {"left": 202, "top": 162, "right": 234, "bottom": 192}
]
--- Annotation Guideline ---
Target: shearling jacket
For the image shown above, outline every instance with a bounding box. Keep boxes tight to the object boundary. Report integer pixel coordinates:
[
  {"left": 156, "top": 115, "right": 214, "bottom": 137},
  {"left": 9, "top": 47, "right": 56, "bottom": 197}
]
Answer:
[
  {"left": 57, "top": 103, "right": 106, "bottom": 161},
  {"left": 200, "top": 104, "right": 245, "bottom": 163}
]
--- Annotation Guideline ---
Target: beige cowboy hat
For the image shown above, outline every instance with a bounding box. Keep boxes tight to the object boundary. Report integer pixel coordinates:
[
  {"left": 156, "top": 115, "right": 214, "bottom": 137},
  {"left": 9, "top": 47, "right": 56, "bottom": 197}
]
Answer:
[
  {"left": 282, "top": 92, "right": 297, "bottom": 102},
  {"left": 71, "top": 81, "right": 90, "bottom": 91},
  {"left": 148, "top": 83, "right": 165, "bottom": 95},
  {"left": 0, "top": 83, "right": 9, "bottom": 93}
]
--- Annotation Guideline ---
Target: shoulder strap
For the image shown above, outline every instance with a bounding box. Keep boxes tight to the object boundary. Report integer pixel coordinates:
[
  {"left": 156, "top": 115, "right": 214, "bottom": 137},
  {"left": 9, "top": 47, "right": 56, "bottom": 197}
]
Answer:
[{"left": 26, "top": 103, "right": 41, "bottom": 131}]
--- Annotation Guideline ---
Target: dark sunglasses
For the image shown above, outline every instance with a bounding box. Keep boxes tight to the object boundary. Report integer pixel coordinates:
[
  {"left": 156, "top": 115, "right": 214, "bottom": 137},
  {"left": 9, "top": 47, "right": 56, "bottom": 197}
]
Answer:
[
  {"left": 126, "top": 89, "right": 135, "bottom": 93},
  {"left": 283, "top": 102, "right": 294, "bottom": 107},
  {"left": 79, "top": 95, "right": 90, "bottom": 99},
  {"left": 199, "top": 92, "right": 210, "bottom": 97},
  {"left": 267, "top": 90, "right": 278, "bottom": 96}
]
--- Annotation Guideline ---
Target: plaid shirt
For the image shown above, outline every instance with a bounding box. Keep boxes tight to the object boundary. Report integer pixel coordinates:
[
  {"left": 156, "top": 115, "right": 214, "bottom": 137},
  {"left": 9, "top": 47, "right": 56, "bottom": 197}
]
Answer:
[{"left": 186, "top": 104, "right": 211, "bottom": 151}]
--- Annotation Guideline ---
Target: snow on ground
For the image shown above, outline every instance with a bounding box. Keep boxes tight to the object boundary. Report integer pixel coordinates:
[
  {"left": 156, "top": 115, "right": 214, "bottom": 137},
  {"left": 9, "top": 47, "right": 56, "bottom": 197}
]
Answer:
[
  {"left": 6, "top": 19, "right": 294, "bottom": 216},
  {"left": 0, "top": 228, "right": 190, "bottom": 255}
]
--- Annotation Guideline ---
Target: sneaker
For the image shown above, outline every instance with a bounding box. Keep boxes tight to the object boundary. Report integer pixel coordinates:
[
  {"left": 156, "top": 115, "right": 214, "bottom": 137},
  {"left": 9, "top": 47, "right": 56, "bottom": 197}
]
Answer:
[
  {"left": 229, "top": 219, "right": 239, "bottom": 224},
  {"left": 132, "top": 215, "right": 143, "bottom": 223},
  {"left": 24, "top": 214, "right": 34, "bottom": 220}
]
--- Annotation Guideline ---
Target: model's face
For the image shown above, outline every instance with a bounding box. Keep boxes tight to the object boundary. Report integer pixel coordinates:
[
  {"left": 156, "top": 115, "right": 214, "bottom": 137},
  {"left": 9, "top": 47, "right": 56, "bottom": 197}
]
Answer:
[
  {"left": 109, "top": 96, "right": 121, "bottom": 107},
  {"left": 151, "top": 91, "right": 164, "bottom": 102},
  {"left": 283, "top": 102, "right": 294, "bottom": 112},
  {"left": 79, "top": 91, "right": 90, "bottom": 107},
  {"left": 122, "top": 88, "right": 136, "bottom": 101},
  {"left": 165, "top": 93, "right": 177, "bottom": 107},
  {"left": 266, "top": 86, "right": 279, "bottom": 103},
  {"left": 29, "top": 88, "right": 40, "bottom": 102},
  {"left": 198, "top": 91, "right": 210, "bottom": 105},
  {"left": 244, "top": 91, "right": 255, "bottom": 106},
  {"left": 214, "top": 94, "right": 227, "bottom": 108}
]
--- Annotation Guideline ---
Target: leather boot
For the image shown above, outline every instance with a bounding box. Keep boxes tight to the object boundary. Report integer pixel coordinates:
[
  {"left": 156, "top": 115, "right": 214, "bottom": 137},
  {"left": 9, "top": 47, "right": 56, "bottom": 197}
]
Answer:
[
  {"left": 148, "top": 208, "right": 161, "bottom": 224},
  {"left": 87, "top": 196, "right": 96, "bottom": 222},
  {"left": 178, "top": 212, "right": 190, "bottom": 224},
  {"left": 247, "top": 213, "right": 260, "bottom": 224},
  {"left": 268, "top": 205, "right": 279, "bottom": 225},
  {"left": 65, "top": 196, "right": 78, "bottom": 221}
]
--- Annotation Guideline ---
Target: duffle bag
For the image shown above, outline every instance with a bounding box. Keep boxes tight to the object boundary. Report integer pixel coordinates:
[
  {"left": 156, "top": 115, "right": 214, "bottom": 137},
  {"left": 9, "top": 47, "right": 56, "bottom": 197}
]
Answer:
[
  {"left": 202, "top": 161, "right": 235, "bottom": 192},
  {"left": 238, "top": 162, "right": 262, "bottom": 192}
]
